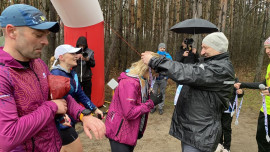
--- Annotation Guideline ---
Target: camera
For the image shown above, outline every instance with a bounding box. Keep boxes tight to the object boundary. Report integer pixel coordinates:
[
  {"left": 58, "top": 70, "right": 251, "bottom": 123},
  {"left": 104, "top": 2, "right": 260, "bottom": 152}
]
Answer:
[
  {"left": 76, "top": 48, "right": 88, "bottom": 58},
  {"left": 183, "top": 38, "right": 194, "bottom": 51},
  {"left": 184, "top": 38, "right": 194, "bottom": 45},
  {"left": 82, "top": 51, "right": 88, "bottom": 58}
]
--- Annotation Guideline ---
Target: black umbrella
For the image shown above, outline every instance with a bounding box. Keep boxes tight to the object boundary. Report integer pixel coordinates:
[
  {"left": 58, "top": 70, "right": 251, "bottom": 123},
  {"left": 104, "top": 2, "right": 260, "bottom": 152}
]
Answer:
[{"left": 170, "top": 18, "right": 219, "bottom": 34}]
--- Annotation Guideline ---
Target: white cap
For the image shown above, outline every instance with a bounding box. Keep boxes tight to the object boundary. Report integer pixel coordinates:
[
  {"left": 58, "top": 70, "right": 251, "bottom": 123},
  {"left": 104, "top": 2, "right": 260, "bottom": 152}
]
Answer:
[
  {"left": 52, "top": 44, "right": 81, "bottom": 67},
  {"left": 202, "top": 32, "right": 228, "bottom": 53}
]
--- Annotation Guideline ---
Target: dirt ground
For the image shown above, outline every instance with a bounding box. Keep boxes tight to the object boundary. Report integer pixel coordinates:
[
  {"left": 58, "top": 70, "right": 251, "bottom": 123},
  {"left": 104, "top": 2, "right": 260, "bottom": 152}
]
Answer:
[{"left": 76, "top": 101, "right": 259, "bottom": 152}]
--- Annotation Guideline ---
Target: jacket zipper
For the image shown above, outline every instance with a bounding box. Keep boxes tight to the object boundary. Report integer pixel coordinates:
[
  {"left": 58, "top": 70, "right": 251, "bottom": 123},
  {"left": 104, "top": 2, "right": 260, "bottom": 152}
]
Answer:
[
  {"left": 115, "top": 119, "right": 124, "bottom": 137},
  {"left": 29, "top": 68, "right": 46, "bottom": 100},
  {"left": 28, "top": 68, "right": 44, "bottom": 151}
]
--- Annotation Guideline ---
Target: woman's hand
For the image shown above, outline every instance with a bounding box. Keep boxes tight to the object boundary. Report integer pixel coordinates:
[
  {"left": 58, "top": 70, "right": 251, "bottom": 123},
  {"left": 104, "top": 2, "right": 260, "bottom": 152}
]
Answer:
[
  {"left": 62, "top": 114, "right": 72, "bottom": 127},
  {"left": 94, "top": 108, "right": 104, "bottom": 119},
  {"left": 261, "top": 87, "right": 270, "bottom": 96}
]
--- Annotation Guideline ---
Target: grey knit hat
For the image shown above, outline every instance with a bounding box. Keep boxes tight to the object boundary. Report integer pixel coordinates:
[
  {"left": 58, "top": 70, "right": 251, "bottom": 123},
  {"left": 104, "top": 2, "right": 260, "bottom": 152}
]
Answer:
[
  {"left": 202, "top": 32, "right": 228, "bottom": 53},
  {"left": 158, "top": 43, "right": 166, "bottom": 49}
]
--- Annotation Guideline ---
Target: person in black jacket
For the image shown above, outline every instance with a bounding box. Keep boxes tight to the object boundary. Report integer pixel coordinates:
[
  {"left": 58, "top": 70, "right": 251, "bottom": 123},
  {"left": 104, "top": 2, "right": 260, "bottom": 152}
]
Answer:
[
  {"left": 175, "top": 38, "right": 199, "bottom": 64},
  {"left": 74, "top": 36, "right": 95, "bottom": 100},
  {"left": 216, "top": 77, "right": 244, "bottom": 152},
  {"left": 174, "top": 38, "right": 200, "bottom": 106},
  {"left": 234, "top": 37, "right": 270, "bottom": 152},
  {"left": 141, "top": 32, "right": 235, "bottom": 152}
]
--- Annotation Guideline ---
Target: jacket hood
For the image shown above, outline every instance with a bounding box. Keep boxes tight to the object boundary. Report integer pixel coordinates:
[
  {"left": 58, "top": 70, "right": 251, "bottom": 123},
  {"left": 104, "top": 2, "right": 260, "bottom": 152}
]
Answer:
[
  {"left": 118, "top": 72, "right": 139, "bottom": 83},
  {"left": 52, "top": 64, "right": 70, "bottom": 73},
  {"left": 0, "top": 47, "right": 32, "bottom": 69},
  {"left": 76, "top": 36, "right": 88, "bottom": 49}
]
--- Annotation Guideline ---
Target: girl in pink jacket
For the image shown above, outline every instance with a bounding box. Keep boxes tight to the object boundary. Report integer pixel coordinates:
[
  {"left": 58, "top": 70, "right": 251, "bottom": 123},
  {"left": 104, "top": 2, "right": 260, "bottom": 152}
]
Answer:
[{"left": 105, "top": 53, "right": 161, "bottom": 152}]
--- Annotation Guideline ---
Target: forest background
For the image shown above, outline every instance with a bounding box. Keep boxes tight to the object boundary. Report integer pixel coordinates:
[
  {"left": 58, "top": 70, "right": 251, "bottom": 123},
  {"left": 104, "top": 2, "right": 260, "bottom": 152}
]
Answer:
[
  {"left": 1, "top": 1, "right": 269, "bottom": 151},
  {"left": 1, "top": 0, "right": 270, "bottom": 84}
]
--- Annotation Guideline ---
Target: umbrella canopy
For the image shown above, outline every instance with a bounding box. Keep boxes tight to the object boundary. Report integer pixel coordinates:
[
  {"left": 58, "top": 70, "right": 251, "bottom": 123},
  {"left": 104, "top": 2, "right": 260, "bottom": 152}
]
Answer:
[{"left": 170, "top": 18, "right": 219, "bottom": 34}]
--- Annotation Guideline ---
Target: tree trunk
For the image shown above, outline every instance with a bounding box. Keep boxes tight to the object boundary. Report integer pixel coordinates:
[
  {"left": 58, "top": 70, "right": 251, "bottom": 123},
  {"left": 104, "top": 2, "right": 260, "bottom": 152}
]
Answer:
[
  {"left": 151, "top": 0, "right": 157, "bottom": 47},
  {"left": 129, "top": 0, "right": 135, "bottom": 62},
  {"left": 229, "top": 0, "right": 234, "bottom": 52},
  {"left": 105, "top": 1, "right": 121, "bottom": 82},
  {"left": 43, "top": 1, "right": 57, "bottom": 66},
  {"left": 192, "top": 0, "right": 202, "bottom": 52},
  {"left": 163, "top": 0, "right": 170, "bottom": 45},
  {"left": 218, "top": 0, "right": 228, "bottom": 32},
  {"left": 135, "top": 0, "right": 142, "bottom": 52},
  {"left": 205, "top": 0, "right": 211, "bottom": 20},
  {"left": 117, "top": 0, "right": 123, "bottom": 71},
  {"left": 254, "top": 1, "right": 269, "bottom": 82}
]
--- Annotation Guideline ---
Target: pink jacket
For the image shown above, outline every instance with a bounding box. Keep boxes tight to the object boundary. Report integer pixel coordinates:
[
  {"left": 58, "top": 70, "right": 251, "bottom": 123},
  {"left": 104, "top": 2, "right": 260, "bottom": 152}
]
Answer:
[
  {"left": 105, "top": 72, "right": 154, "bottom": 146},
  {"left": 0, "top": 48, "right": 85, "bottom": 152}
]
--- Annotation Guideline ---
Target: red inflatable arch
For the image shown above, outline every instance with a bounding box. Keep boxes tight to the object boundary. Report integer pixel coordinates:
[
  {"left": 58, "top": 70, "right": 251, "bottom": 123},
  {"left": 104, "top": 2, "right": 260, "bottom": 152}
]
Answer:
[{"left": 51, "top": 0, "right": 104, "bottom": 107}]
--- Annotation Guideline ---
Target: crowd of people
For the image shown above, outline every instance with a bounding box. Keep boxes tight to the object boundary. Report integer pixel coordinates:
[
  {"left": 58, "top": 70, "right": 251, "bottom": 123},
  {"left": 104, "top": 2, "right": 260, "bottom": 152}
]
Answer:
[{"left": 1, "top": 3, "right": 270, "bottom": 152}]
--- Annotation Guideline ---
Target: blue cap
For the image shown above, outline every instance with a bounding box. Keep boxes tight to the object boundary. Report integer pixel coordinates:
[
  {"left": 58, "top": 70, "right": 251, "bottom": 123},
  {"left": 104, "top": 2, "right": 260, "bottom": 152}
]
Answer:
[{"left": 0, "top": 4, "right": 59, "bottom": 33}]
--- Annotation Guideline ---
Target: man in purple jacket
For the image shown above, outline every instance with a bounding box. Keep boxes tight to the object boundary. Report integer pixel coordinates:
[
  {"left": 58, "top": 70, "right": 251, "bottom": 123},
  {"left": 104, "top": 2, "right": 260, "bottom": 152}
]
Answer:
[{"left": 0, "top": 4, "right": 105, "bottom": 152}]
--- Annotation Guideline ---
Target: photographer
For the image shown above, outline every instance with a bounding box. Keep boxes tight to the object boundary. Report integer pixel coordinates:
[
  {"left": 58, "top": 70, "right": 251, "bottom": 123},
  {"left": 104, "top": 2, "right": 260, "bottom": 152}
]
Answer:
[
  {"left": 74, "top": 36, "right": 95, "bottom": 100},
  {"left": 175, "top": 38, "right": 199, "bottom": 64}
]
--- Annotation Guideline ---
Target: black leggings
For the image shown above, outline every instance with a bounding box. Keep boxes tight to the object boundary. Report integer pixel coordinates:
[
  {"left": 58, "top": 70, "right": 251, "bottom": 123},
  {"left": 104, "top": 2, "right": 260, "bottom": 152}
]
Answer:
[
  {"left": 59, "top": 127, "right": 78, "bottom": 145},
  {"left": 220, "top": 113, "right": 233, "bottom": 150},
  {"left": 256, "top": 112, "right": 270, "bottom": 152},
  {"left": 109, "top": 139, "right": 135, "bottom": 152}
]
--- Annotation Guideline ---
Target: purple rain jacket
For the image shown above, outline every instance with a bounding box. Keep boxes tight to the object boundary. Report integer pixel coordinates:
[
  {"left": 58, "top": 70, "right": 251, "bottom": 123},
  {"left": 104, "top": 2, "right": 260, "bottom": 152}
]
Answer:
[
  {"left": 105, "top": 72, "right": 154, "bottom": 146},
  {"left": 0, "top": 47, "right": 85, "bottom": 152}
]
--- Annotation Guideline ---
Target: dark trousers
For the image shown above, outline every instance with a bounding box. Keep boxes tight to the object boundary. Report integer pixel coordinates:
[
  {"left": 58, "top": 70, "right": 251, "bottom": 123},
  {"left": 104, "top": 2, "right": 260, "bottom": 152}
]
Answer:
[
  {"left": 109, "top": 139, "right": 135, "bottom": 152},
  {"left": 80, "top": 79, "right": 92, "bottom": 100},
  {"left": 220, "top": 113, "right": 232, "bottom": 150},
  {"left": 256, "top": 111, "right": 270, "bottom": 152}
]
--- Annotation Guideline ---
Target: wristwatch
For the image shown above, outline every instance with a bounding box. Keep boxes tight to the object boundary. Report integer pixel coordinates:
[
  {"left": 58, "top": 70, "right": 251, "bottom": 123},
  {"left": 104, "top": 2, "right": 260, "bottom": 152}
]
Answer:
[{"left": 81, "top": 109, "right": 91, "bottom": 116}]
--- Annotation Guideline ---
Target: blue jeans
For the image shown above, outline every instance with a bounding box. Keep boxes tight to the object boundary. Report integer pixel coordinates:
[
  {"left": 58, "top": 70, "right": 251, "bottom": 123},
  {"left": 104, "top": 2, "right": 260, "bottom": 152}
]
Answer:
[{"left": 181, "top": 142, "right": 203, "bottom": 152}]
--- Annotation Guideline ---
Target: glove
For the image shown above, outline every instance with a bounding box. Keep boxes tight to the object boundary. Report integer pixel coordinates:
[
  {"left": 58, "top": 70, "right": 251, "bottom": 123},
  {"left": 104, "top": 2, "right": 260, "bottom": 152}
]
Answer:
[{"left": 150, "top": 91, "right": 163, "bottom": 106}]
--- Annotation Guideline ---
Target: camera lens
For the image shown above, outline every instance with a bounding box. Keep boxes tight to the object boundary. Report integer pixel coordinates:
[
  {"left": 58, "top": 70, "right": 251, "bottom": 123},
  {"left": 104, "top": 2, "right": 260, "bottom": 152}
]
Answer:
[{"left": 83, "top": 52, "right": 88, "bottom": 57}]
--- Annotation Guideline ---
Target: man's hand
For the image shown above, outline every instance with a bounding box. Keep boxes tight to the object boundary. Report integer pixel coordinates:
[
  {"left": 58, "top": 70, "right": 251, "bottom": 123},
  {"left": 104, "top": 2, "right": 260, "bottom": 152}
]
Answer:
[
  {"left": 236, "top": 89, "right": 243, "bottom": 95},
  {"left": 192, "top": 48, "right": 197, "bottom": 54},
  {"left": 183, "top": 51, "right": 189, "bottom": 56},
  {"left": 52, "top": 99, "right": 67, "bottom": 114},
  {"left": 82, "top": 115, "right": 105, "bottom": 140},
  {"left": 141, "top": 51, "right": 154, "bottom": 65},
  {"left": 234, "top": 83, "right": 241, "bottom": 89}
]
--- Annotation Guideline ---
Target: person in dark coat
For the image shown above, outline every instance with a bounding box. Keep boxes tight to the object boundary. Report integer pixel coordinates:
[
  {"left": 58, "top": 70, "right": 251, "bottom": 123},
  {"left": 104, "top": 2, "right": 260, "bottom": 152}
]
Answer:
[
  {"left": 74, "top": 36, "right": 95, "bottom": 100},
  {"left": 216, "top": 77, "right": 244, "bottom": 152},
  {"left": 234, "top": 36, "right": 270, "bottom": 152},
  {"left": 175, "top": 38, "right": 199, "bottom": 64},
  {"left": 174, "top": 38, "right": 199, "bottom": 106},
  {"left": 141, "top": 32, "right": 235, "bottom": 152}
]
